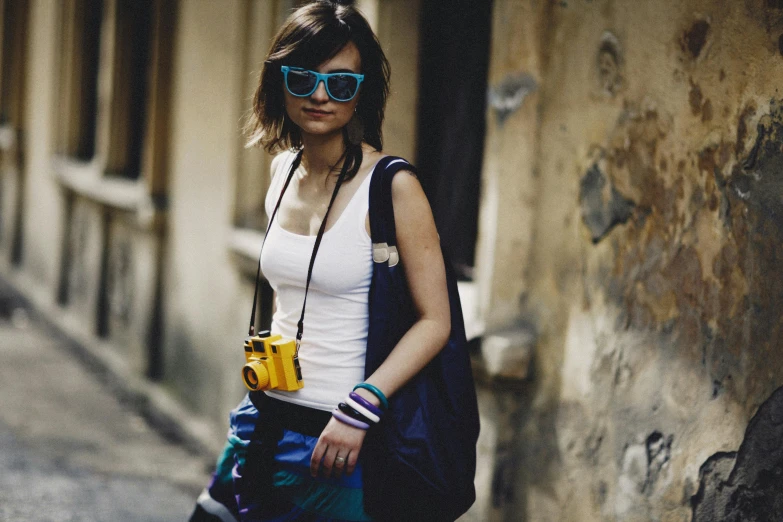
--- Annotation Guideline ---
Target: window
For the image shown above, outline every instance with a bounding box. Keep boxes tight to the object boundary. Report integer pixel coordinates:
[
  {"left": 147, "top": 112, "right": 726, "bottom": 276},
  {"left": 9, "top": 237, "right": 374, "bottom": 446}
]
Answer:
[
  {"left": 0, "top": 0, "right": 30, "bottom": 264},
  {"left": 57, "top": 0, "right": 165, "bottom": 181},
  {"left": 53, "top": 0, "right": 174, "bottom": 356},
  {"left": 104, "top": 0, "right": 153, "bottom": 179},
  {"left": 231, "top": 0, "right": 312, "bottom": 331},
  {"left": 56, "top": 0, "right": 102, "bottom": 160},
  {"left": 233, "top": 0, "right": 298, "bottom": 231},
  {"left": 0, "top": 0, "right": 29, "bottom": 126}
]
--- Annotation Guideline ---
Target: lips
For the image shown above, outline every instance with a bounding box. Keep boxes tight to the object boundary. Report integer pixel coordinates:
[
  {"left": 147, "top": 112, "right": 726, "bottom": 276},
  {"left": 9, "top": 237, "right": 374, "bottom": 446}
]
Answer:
[{"left": 303, "top": 108, "right": 331, "bottom": 116}]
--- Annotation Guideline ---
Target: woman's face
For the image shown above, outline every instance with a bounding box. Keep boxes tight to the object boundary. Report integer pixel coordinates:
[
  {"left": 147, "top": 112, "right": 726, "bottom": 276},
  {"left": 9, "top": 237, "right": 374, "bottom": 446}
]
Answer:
[{"left": 283, "top": 42, "right": 362, "bottom": 141}]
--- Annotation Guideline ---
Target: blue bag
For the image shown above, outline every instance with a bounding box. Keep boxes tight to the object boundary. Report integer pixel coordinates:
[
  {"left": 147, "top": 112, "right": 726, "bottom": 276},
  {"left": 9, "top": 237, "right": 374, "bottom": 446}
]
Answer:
[{"left": 362, "top": 157, "right": 480, "bottom": 522}]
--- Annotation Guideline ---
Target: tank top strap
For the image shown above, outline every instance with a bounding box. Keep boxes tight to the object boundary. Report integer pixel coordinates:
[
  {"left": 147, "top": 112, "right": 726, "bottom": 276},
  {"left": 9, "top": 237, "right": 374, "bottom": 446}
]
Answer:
[
  {"left": 336, "top": 162, "right": 378, "bottom": 237},
  {"left": 347, "top": 167, "right": 374, "bottom": 214}
]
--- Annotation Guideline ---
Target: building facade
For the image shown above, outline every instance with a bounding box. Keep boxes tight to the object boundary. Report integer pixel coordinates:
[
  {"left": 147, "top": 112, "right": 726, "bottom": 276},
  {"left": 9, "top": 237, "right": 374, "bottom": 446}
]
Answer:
[{"left": 3, "top": 0, "right": 783, "bottom": 520}]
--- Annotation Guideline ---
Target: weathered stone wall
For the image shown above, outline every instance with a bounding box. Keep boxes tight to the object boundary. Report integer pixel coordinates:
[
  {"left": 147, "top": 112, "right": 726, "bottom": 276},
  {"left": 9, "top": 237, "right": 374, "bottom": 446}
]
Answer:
[{"left": 496, "top": 0, "right": 783, "bottom": 520}]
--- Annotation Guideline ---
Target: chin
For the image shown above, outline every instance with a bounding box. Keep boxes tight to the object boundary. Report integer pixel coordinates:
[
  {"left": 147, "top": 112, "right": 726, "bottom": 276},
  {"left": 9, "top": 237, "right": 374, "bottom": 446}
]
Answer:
[{"left": 298, "top": 122, "right": 347, "bottom": 138}]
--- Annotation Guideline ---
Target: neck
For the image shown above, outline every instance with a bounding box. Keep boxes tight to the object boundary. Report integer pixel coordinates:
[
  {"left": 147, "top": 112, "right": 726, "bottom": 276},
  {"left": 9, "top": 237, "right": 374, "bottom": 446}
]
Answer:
[{"left": 299, "top": 131, "right": 347, "bottom": 179}]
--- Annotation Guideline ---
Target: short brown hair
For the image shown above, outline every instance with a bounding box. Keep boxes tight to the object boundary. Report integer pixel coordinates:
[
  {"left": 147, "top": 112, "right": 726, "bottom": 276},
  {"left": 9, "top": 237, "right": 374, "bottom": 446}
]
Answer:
[{"left": 246, "top": 1, "right": 390, "bottom": 154}]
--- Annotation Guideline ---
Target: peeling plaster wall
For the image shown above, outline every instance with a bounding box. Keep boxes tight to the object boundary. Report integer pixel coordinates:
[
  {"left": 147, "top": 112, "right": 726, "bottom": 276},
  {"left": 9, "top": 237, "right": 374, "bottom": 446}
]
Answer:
[{"left": 501, "top": 1, "right": 783, "bottom": 520}]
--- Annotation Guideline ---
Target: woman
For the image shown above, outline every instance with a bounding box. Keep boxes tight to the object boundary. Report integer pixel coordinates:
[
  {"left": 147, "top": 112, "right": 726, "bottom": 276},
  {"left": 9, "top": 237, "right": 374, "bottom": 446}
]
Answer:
[{"left": 192, "top": 2, "right": 452, "bottom": 522}]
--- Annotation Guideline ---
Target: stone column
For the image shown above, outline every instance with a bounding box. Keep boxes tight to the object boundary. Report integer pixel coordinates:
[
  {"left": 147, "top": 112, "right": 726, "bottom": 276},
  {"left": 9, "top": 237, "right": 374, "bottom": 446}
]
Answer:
[{"left": 475, "top": 0, "right": 547, "bottom": 332}]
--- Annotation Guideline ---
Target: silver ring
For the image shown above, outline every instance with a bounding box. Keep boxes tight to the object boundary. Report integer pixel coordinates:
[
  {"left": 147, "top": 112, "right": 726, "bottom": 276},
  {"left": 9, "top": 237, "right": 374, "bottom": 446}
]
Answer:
[{"left": 335, "top": 456, "right": 346, "bottom": 465}]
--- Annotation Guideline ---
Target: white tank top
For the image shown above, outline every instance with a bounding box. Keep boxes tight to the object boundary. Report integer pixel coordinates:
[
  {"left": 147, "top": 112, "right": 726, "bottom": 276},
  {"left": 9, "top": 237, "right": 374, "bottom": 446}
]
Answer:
[{"left": 260, "top": 151, "right": 374, "bottom": 411}]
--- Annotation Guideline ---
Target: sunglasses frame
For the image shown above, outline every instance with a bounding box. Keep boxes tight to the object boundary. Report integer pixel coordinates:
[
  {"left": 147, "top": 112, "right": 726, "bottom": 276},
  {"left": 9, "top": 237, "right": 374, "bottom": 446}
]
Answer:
[{"left": 281, "top": 66, "right": 365, "bottom": 102}]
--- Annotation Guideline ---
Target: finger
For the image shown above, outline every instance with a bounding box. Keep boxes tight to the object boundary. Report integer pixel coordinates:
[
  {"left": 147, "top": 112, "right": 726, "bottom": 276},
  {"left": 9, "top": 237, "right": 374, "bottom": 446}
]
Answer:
[
  {"left": 333, "top": 452, "right": 347, "bottom": 479},
  {"left": 311, "top": 441, "right": 327, "bottom": 478},
  {"left": 346, "top": 449, "right": 359, "bottom": 476},
  {"left": 321, "top": 445, "right": 339, "bottom": 479}
]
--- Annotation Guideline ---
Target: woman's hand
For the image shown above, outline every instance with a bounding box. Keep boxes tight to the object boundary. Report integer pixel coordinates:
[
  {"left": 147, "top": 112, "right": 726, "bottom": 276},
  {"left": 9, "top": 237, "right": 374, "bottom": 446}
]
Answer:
[{"left": 310, "top": 417, "right": 367, "bottom": 479}]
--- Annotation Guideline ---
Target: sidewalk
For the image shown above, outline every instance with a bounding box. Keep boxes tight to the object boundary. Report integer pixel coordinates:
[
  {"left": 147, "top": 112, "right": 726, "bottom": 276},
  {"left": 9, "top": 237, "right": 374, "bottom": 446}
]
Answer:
[{"left": 0, "top": 278, "right": 212, "bottom": 521}]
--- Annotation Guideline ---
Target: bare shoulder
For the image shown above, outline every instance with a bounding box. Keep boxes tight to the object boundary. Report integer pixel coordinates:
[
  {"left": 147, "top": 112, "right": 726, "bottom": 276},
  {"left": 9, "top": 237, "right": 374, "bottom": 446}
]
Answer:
[
  {"left": 368, "top": 149, "right": 419, "bottom": 195},
  {"left": 390, "top": 166, "right": 426, "bottom": 203},
  {"left": 388, "top": 161, "right": 441, "bottom": 263}
]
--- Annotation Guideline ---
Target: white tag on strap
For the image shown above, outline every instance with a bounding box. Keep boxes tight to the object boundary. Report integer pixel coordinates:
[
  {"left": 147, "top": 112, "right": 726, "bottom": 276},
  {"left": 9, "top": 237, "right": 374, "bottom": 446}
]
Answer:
[
  {"left": 388, "top": 246, "right": 399, "bottom": 267},
  {"left": 373, "top": 242, "right": 389, "bottom": 263}
]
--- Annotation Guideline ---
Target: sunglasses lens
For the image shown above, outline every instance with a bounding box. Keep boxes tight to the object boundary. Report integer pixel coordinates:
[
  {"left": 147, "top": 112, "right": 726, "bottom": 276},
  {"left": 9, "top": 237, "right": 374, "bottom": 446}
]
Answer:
[
  {"left": 286, "top": 69, "right": 316, "bottom": 95},
  {"left": 326, "top": 74, "right": 359, "bottom": 101}
]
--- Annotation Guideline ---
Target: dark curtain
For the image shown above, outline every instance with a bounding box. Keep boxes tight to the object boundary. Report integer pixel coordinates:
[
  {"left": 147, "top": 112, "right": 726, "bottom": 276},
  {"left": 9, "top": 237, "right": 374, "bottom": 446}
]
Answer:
[{"left": 416, "top": 0, "right": 493, "bottom": 279}]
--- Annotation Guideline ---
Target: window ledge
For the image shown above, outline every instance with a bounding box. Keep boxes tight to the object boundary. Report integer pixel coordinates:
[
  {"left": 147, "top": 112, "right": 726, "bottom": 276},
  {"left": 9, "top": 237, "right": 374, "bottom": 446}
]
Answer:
[
  {"left": 0, "top": 124, "right": 16, "bottom": 151},
  {"left": 52, "top": 156, "right": 163, "bottom": 229},
  {"left": 457, "top": 281, "right": 484, "bottom": 341},
  {"left": 228, "top": 227, "right": 265, "bottom": 278}
]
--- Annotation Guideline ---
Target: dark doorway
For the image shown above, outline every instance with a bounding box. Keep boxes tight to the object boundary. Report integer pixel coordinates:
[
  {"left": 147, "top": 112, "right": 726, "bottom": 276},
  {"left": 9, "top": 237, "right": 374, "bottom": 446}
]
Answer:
[{"left": 416, "top": 0, "right": 493, "bottom": 280}]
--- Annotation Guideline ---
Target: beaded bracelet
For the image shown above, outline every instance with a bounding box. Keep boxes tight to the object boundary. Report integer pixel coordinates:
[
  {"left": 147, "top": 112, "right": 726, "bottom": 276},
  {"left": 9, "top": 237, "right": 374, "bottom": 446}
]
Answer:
[
  {"left": 348, "top": 391, "right": 383, "bottom": 418},
  {"left": 332, "top": 409, "right": 370, "bottom": 430},
  {"left": 353, "top": 382, "right": 389, "bottom": 411},
  {"left": 345, "top": 396, "right": 381, "bottom": 424}
]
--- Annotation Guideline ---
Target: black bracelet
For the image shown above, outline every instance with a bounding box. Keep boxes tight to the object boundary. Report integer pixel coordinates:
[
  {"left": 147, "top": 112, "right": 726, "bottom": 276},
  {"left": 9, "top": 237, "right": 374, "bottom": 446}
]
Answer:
[{"left": 338, "top": 402, "right": 373, "bottom": 425}]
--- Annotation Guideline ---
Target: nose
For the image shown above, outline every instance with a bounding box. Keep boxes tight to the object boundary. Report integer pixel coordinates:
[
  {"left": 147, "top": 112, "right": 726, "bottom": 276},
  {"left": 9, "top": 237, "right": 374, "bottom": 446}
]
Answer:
[{"left": 310, "top": 79, "right": 329, "bottom": 102}]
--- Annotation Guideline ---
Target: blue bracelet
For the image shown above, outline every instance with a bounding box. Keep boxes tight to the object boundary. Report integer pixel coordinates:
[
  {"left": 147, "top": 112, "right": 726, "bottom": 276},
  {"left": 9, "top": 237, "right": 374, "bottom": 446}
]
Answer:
[{"left": 353, "top": 382, "right": 389, "bottom": 411}]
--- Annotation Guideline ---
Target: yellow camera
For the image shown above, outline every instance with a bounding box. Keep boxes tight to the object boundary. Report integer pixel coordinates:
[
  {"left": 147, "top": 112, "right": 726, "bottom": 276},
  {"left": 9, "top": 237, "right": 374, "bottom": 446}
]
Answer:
[{"left": 241, "top": 330, "right": 304, "bottom": 392}]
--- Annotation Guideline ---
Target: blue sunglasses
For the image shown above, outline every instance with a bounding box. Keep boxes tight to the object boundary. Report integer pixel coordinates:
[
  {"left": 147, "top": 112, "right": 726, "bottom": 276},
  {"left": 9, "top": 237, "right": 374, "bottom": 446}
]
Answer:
[{"left": 281, "top": 66, "right": 364, "bottom": 102}]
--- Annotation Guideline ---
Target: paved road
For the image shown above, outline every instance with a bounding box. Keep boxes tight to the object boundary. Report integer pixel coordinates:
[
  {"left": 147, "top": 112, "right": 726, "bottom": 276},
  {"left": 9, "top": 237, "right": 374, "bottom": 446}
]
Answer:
[{"left": 0, "top": 281, "right": 212, "bottom": 521}]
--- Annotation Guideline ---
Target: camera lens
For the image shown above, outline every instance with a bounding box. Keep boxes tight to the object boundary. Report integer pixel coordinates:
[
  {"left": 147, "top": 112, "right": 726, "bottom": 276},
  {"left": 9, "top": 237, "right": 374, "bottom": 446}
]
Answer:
[
  {"left": 244, "top": 367, "right": 258, "bottom": 386},
  {"left": 242, "top": 361, "right": 269, "bottom": 391}
]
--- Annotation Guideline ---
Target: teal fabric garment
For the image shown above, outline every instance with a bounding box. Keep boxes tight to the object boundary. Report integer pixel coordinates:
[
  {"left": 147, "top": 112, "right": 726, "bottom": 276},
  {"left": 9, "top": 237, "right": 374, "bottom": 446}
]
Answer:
[
  {"left": 232, "top": 429, "right": 371, "bottom": 521},
  {"left": 270, "top": 431, "right": 370, "bottom": 521},
  {"left": 227, "top": 394, "right": 371, "bottom": 522}
]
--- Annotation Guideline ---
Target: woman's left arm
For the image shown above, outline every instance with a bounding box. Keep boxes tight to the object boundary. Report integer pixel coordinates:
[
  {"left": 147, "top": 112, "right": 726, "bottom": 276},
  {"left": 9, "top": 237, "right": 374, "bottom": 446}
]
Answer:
[
  {"left": 362, "top": 169, "right": 451, "bottom": 396},
  {"left": 310, "top": 171, "right": 449, "bottom": 479}
]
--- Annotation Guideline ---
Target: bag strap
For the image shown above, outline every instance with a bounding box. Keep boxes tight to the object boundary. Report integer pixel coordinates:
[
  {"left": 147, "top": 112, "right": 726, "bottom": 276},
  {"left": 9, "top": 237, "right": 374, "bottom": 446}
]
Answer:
[
  {"left": 368, "top": 156, "right": 396, "bottom": 245},
  {"left": 247, "top": 150, "right": 349, "bottom": 353},
  {"left": 369, "top": 156, "right": 417, "bottom": 266}
]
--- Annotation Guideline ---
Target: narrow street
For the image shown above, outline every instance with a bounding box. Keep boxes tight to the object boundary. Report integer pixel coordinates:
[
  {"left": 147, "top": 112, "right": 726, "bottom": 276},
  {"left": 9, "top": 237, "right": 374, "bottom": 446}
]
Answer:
[{"left": 0, "top": 279, "right": 212, "bottom": 522}]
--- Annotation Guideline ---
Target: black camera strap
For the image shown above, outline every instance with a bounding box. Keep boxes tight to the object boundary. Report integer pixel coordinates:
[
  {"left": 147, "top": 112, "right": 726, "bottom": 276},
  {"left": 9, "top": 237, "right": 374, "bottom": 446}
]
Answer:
[{"left": 248, "top": 149, "right": 350, "bottom": 356}]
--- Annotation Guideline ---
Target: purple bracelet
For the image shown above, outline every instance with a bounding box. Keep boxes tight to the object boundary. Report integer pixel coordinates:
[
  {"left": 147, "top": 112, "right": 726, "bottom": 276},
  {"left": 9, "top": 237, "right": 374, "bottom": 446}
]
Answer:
[
  {"left": 349, "top": 391, "right": 383, "bottom": 418},
  {"left": 332, "top": 409, "right": 370, "bottom": 430}
]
